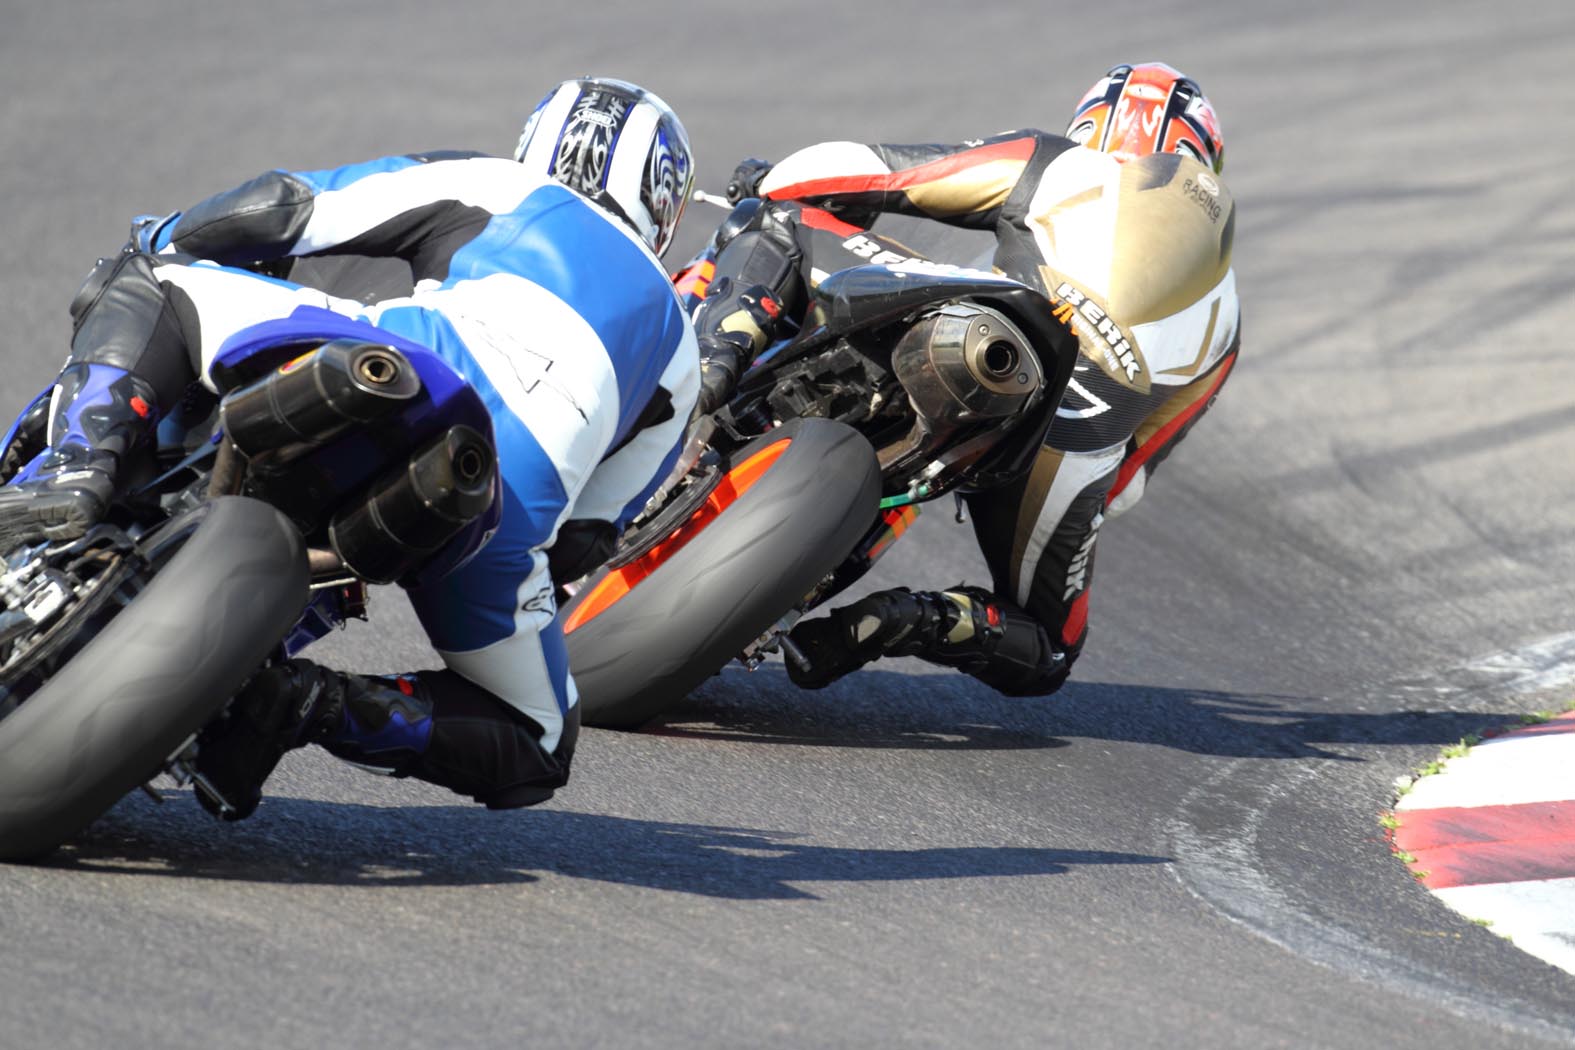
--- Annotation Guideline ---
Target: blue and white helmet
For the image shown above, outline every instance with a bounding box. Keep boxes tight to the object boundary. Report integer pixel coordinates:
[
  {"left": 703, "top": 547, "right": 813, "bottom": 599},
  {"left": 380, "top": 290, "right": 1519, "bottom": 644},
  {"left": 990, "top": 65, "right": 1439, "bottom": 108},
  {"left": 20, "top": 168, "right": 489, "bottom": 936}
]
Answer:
[{"left": 514, "top": 76, "right": 695, "bottom": 257}]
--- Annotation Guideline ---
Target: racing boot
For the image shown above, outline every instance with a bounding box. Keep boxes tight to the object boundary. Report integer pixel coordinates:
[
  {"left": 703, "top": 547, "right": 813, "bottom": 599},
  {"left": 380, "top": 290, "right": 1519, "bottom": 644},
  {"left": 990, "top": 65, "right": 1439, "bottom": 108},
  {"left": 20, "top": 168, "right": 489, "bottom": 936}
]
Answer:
[
  {"left": 694, "top": 280, "right": 787, "bottom": 415},
  {"left": 0, "top": 362, "right": 159, "bottom": 549},
  {"left": 193, "top": 659, "right": 433, "bottom": 821},
  {"left": 785, "top": 586, "right": 1070, "bottom": 697},
  {"left": 692, "top": 202, "right": 805, "bottom": 414},
  {"left": 194, "top": 660, "right": 571, "bottom": 819}
]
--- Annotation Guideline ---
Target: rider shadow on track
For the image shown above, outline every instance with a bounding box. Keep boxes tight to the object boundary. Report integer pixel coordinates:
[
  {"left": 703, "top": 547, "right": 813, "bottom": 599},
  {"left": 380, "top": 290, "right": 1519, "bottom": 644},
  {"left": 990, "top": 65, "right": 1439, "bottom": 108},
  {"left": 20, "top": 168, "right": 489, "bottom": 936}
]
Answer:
[
  {"left": 657, "top": 664, "right": 1517, "bottom": 761},
  {"left": 47, "top": 797, "right": 1170, "bottom": 899}
]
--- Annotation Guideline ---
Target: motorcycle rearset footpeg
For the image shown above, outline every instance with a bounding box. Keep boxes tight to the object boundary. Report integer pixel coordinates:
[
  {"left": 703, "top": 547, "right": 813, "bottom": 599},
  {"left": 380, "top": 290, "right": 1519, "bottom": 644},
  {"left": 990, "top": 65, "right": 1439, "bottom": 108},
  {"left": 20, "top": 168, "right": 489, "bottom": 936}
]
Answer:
[
  {"left": 778, "top": 635, "right": 811, "bottom": 674},
  {"left": 157, "top": 732, "right": 238, "bottom": 818},
  {"left": 739, "top": 609, "right": 807, "bottom": 671}
]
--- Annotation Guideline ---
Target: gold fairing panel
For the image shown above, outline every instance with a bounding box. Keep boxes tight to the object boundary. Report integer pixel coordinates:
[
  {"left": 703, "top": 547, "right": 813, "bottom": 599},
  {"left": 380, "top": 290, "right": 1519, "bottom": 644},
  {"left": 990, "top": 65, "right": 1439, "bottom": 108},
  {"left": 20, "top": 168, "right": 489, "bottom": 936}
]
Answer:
[{"left": 1105, "top": 153, "right": 1235, "bottom": 327}]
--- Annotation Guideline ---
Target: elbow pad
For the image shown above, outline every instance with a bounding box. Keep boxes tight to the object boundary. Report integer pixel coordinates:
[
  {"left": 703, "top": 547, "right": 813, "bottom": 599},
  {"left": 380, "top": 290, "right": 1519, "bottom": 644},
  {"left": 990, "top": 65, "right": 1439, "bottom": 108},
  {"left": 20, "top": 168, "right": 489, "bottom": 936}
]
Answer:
[{"left": 165, "top": 171, "right": 316, "bottom": 263}]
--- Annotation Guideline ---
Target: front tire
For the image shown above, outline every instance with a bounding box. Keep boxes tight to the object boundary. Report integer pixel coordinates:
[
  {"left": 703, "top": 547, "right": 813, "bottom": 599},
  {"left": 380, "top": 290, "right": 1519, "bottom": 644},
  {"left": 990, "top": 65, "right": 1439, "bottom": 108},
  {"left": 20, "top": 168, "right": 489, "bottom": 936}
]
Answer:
[
  {"left": 0, "top": 497, "right": 309, "bottom": 861},
  {"left": 564, "top": 418, "right": 881, "bottom": 729}
]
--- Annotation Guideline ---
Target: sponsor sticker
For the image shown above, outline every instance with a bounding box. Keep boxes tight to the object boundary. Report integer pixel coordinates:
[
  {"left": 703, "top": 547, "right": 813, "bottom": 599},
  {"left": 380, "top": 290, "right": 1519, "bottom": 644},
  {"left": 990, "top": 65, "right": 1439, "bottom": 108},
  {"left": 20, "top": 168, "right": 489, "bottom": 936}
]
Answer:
[
  {"left": 1050, "top": 281, "right": 1146, "bottom": 389},
  {"left": 839, "top": 234, "right": 1003, "bottom": 281},
  {"left": 1063, "top": 512, "right": 1104, "bottom": 601},
  {"left": 1181, "top": 174, "right": 1223, "bottom": 222}
]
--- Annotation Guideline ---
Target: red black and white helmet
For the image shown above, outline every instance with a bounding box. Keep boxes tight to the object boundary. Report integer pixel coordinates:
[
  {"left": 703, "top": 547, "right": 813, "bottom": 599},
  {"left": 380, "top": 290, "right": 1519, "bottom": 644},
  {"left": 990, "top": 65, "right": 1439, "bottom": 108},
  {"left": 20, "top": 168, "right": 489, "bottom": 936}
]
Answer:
[
  {"left": 514, "top": 76, "right": 695, "bottom": 257},
  {"left": 1066, "top": 63, "right": 1224, "bottom": 173}
]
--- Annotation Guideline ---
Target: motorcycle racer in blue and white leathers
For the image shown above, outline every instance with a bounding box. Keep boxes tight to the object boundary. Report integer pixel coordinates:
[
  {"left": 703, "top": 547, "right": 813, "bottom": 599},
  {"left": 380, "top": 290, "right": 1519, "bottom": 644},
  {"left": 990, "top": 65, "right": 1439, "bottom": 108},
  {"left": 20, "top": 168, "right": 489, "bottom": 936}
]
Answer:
[{"left": 0, "top": 77, "right": 700, "bottom": 819}]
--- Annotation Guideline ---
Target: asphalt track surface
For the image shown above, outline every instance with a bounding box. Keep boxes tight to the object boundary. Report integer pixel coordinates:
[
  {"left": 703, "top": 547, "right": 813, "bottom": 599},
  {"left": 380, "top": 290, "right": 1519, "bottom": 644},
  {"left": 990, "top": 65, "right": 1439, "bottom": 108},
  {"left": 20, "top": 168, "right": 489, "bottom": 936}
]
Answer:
[{"left": 3, "top": 3, "right": 1575, "bottom": 1047}]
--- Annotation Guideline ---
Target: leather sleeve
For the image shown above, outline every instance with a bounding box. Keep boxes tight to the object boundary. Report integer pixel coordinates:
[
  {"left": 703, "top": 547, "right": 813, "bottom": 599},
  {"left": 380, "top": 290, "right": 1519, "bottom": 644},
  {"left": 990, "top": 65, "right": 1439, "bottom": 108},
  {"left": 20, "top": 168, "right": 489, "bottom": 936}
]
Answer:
[
  {"left": 758, "top": 130, "right": 1049, "bottom": 230},
  {"left": 161, "top": 170, "right": 318, "bottom": 264},
  {"left": 159, "top": 152, "right": 496, "bottom": 279}
]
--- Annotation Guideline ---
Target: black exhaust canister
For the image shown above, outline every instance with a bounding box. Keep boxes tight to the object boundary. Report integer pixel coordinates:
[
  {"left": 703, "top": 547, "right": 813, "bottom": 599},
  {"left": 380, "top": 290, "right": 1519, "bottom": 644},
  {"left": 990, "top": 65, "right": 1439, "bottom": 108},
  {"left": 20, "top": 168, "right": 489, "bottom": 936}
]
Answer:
[
  {"left": 329, "top": 425, "right": 498, "bottom": 585},
  {"left": 220, "top": 339, "right": 422, "bottom": 468}
]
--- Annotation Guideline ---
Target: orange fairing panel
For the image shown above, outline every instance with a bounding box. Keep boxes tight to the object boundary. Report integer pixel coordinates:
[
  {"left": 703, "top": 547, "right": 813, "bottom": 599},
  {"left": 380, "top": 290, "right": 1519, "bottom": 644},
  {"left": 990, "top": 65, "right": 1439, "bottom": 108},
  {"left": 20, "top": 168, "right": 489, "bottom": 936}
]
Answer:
[{"left": 564, "top": 438, "right": 792, "bottom": 632}]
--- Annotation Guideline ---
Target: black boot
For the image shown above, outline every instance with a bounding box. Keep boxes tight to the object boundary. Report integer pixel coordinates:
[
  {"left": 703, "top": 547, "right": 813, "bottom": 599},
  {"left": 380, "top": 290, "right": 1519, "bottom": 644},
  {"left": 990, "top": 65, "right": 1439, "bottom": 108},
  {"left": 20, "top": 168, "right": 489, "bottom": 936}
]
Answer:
[
  {"left": 692, "top": 204, "right": 804, "bottom": 415},
  {"left": 0, "top": 394, "right": 52, "bottom": 484},
  {"left": 694, "top": 280, "right": 788, "bottom": 415},
  {"left": 195, "top": 660, "right": 568, "bottom": 819},
  {"left": 0, "top": 362, "right": 158, "bottom": 548},
  {"left": 785, "top": 586, "right": 1069, "bottom": 696},
  {"left": 785, "top": 588, "right": 968, "bottom": 689},
  {"left": 194, "top": 660, "right": 442, "bottom": 821},
  {"left": 193, "top": 659, "right": 351, "bottom": 821}
]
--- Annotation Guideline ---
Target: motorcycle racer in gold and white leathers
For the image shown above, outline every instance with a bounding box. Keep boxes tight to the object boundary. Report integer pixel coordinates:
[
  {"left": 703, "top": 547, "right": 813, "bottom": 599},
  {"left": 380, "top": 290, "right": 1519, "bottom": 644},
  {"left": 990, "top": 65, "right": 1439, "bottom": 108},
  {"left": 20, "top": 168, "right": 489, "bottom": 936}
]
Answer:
[{"left": 709, "top": 62, "right": 1241, "bottom": 696}]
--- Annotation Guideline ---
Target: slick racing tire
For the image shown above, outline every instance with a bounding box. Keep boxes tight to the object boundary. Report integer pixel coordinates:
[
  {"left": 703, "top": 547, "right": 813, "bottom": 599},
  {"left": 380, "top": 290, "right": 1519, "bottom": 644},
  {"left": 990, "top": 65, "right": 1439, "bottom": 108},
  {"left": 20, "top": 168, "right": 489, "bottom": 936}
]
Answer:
[
  {"left": 564, "top": 418, "right": 881, "bottom": 730},
  {"left": 0, "top": 497, "right": 308, "bottom": 861}
]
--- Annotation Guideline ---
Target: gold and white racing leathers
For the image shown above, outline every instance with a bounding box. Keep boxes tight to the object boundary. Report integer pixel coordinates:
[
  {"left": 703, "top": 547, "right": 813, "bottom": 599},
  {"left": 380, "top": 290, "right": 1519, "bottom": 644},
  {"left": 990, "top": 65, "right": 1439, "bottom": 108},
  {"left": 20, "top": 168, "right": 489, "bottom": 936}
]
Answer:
[{"left": 759, "top": 130, "right": 1240, "bottom": 693}]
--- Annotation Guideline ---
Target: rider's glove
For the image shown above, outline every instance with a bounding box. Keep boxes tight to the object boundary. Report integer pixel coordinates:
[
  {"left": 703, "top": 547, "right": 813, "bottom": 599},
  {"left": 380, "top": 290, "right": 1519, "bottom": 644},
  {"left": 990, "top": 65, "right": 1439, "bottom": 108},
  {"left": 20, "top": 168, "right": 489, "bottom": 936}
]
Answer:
[
  {"left": 0, "top": 394, "right": 51, "bottom": 484},
  {"left": 126, "top": 212, "right": 178, "bottom": 255},
  {"left": 726, "top": 157, "right": 774, "bottom": 204}
]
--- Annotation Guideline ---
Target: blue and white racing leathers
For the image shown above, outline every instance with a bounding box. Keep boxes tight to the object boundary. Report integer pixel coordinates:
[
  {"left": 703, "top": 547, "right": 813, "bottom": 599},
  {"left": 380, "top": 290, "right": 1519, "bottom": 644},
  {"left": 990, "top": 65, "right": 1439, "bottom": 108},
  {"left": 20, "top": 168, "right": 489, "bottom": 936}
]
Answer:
[{"left": 120, "top": 152, "right": 698, "bottom": 793}]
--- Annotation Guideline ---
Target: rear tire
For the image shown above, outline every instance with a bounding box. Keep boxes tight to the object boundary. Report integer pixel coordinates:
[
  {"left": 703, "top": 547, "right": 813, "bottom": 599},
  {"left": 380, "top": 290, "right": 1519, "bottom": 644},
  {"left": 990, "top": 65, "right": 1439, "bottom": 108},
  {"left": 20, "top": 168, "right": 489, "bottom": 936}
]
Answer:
[
  {"left": 564, "top": 418, "right": 881, "bottom": 729},
  {"left": 0, "top": 497, "right": 309, "bottom": 861}
]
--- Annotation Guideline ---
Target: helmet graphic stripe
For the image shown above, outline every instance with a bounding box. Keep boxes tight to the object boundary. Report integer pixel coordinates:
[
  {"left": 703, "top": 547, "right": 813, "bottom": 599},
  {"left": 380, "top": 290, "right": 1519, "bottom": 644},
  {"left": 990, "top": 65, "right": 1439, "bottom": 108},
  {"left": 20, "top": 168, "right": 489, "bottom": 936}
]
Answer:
[
  {"left": 517, "top": 82, "right": 580, "bottom": 173},
  {"left": 554, "top": 87, "right": 632, "bottom": 194},
  {"left": 606, "top": 100, "right": 660, "bottom": 241},
  {"left": 1066, "top": 62, "right": 1223, "bottom": 173}
]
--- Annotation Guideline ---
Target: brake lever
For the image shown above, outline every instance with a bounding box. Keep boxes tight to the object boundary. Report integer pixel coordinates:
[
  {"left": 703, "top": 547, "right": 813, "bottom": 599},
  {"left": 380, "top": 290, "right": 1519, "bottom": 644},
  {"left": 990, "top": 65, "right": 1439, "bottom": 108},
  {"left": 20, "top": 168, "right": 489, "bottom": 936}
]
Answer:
[{"left": 691, "top": 189, "right": 734, "bottom": 210}]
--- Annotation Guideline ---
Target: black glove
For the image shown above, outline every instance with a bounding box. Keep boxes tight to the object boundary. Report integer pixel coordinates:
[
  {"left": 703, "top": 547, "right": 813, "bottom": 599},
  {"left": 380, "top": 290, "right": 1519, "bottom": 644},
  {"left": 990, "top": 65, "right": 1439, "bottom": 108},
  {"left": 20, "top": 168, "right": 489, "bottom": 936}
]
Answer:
[
  {"left": 127, "top": 212, "right": 176, "bottom": 255},
  {"left": 726, "top": 157, "right": 774, "bottom": 204},
  {"left": 0, "top": 394, "right": 51, "bottom": 483}
]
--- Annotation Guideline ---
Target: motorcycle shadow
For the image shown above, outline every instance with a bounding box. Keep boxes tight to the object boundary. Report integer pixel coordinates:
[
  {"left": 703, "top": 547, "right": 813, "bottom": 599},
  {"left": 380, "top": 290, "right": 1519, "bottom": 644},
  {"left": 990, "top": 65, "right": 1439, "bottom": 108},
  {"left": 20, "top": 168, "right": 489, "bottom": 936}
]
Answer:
[
  {"left": 650, "top": 665, "right": 1074, "bottom": 751},
  {"left": 657, "top": 664, "right": 1519, "bottom": 761},
  {"left": 45, "top": 795, "right": 1169, "bottom": 899}
]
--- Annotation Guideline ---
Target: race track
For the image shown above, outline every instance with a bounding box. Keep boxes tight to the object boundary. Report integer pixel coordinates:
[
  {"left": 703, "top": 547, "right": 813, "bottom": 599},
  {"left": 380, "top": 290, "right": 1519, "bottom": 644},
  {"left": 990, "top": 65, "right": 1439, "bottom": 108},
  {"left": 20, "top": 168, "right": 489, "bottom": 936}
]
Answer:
[{"left": 4, "top": 2, "right": 1575, "bottom": 1047}]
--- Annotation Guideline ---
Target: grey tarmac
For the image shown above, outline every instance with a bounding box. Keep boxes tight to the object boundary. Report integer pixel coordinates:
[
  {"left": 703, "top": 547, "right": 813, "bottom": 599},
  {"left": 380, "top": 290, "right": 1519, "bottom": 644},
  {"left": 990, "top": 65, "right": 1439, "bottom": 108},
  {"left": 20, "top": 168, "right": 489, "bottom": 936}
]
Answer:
[{"left": 2, "top": 2, "right": 1574, "bottom": 1048}]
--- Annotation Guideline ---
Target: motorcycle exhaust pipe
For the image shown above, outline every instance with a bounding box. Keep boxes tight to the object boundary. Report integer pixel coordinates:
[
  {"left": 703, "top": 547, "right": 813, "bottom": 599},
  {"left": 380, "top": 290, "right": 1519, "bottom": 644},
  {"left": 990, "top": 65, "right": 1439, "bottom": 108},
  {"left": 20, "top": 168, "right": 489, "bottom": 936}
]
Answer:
[
  {"left": 328, "top": 425, "right": 497, "bottom": 585},
  {"left": 220, "top": 339, "right": 422, "bottom": 469}
]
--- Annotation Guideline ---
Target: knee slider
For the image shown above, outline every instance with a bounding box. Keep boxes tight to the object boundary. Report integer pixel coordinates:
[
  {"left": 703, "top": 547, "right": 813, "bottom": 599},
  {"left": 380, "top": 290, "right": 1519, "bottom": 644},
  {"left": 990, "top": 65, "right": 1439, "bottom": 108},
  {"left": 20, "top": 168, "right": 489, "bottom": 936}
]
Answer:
[
  {"left": 710, "top": 204, "right": 804, "bottom": 310},
  {"left": 402, "top": 669, "right": 574, "bottom": 808},
  {"left": 972, "top": 607, "right": 1069, "bottom": 697},
  {"left": 928, "top": 589, "right": 1070, "bottom": 697},
  {"left": 69, "top": 251, "right": 163, "bottom": 336},
  {"left": 66, "top": 251, "right": 195, "bottom": 409},
  {"left": 711, "top": 198, "right": 765, "bottom": 254},
  {"left": 69, "top": 255, "right": 124, "bottom": 330}
]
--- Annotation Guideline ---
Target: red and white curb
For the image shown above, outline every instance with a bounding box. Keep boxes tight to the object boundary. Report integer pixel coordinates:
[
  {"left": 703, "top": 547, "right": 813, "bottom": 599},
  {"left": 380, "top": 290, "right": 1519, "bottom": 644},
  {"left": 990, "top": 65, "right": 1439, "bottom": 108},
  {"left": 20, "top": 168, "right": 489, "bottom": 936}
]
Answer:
[{"left": 1390, "top": 710, "right": 1575, "bottom": 974}]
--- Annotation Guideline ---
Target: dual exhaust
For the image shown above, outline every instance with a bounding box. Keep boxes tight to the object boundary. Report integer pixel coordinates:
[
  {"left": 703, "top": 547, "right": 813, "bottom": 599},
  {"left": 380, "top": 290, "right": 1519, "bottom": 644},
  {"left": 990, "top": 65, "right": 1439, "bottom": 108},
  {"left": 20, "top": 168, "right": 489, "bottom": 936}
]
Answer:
[{"left": 219, "top": 339, "right": 496, "bottom": 584}]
